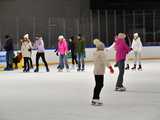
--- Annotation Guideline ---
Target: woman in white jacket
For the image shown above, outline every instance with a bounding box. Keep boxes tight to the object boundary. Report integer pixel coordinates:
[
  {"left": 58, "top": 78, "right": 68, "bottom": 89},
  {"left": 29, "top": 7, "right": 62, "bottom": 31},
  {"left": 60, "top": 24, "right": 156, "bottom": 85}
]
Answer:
[
  {"left": 21, "top": 38, "right": 32, "bottom": 72},
  {"left": 131, "top": 33, "right": 143, "bottom": 70},
  {"left": 91, "top": 39, "right": 114, "bottom": 106}
]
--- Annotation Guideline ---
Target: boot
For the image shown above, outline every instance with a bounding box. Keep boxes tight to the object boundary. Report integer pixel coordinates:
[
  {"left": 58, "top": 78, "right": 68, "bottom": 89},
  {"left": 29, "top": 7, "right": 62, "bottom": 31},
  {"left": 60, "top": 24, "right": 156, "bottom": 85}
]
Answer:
[
  {"left": 131, "top": 64, "right": 136, "bottom": 70},
  {"left": 138, "top": 64, "right": 142, "bottom": 71},
  {"left": 34, "top": 68, "right": 39, "bottom": 72},
  {"left": 77, "top": 64, "right": 81, "bottom": 71},
  {"left": 125, "top": 64, "right": 129, "bottom": 70},
  {"left": 46, "top": 68, "right": 50, "bottom": 72},
  {"left": 81, "top": 64, "right": 85, "bottom": 71}
]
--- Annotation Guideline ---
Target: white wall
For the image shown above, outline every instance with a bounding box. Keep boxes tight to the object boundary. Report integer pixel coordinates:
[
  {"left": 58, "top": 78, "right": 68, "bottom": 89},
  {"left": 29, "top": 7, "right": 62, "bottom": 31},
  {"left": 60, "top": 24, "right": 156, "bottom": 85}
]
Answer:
[{"left": 0, "top": 46, "right": 160, "bottom": 66}]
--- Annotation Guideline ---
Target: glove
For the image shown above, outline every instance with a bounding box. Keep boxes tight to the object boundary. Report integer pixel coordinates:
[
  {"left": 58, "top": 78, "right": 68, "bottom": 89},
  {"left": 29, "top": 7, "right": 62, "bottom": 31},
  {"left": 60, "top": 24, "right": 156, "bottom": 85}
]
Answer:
[
  {"left": 28, "top": 48, "right": 32, "bottom": 52},
  {"left": 109, "top": 66, "right": 114, "bottom": 74},
  {"left": 56, "top": 52, "right": 59, "bottom": 56}
]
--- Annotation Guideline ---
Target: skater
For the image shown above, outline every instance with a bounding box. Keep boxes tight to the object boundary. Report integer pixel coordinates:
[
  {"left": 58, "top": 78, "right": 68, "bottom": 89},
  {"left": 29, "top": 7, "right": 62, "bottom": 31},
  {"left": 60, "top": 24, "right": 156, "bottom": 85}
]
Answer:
[
  {"left": 92, "top": 39, "right": 114, "bottom": 106},
  {"left": 21, "top": 37, "right": 32, "bottom": 72},
  {"left": 131, "top": 33, "right": 143, "bottom": 70},
  {"left": 124, "top": 33, "right": 131, "bottom": 70},
  {"left": 12, "top": 52, "right": 22, "bottom": 69},
  {"left": 68, "top": 36, "right": 78, "bottom": 69},
  {"left": 114, "top": 33, "right": 132, "bottom": 91},
  {"left": 34, "top": 34, "right": 49, "bottom": 72},
  {"left": 76, "top": 34, "right": 86, "bottom": 71},
  {"left": 57, "top": 35, "right": 69, "bottom": 72},
  {"left": 24, "top": 34, "right": 33, "bottom": 69},
  {"left": 4, "top": 35, "right": 14, "bottom": 71}
]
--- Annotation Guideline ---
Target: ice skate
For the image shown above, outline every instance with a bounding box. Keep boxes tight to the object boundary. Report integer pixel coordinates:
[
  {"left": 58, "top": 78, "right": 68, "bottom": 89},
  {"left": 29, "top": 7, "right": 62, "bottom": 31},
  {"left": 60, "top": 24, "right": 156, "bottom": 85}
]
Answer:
[
  {"left": 138, "top": 65, "right": 142, "bottom": 71},
  {"left": 34, "top": 69, "right": 39, "bottom": 72},
  {"left": 71, "top": 65, "right": 75, "bottom": 70},
  {"left": 115, "top": 86, "right": 126, "bottom": 92},
  {"left": 77, "top": 68, "right": 81, "bottom": 71},
  {"left": 46, "top": 68, "right": 50, "bottom": 72},
  {"left": 58, "top": 68, "right": 63, "bottom": 72},
  {"left": 91, "top": 99, "right": 103, "bottom": 106},
  {"left": 131, "top": 64, "right": 136, "bottom": 70},
  {"left": 114, "top": 63, "right": 118, "bottom": 67},
  {"left": 125, "top": 64, "right": 129, "bottom": 70},
  {"left": 66, "top": 69, "right": 70, "bottom": 72},
  {"left": 81, "top": 68, "right": 85, "bottom": 71}
]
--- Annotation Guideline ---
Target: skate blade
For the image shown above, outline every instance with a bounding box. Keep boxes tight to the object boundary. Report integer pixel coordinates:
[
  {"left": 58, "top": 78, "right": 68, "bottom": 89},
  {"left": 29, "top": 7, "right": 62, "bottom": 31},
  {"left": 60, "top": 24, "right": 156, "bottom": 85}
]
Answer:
[{"left": 91, "top": 102, "right": 103, "bottom": 106}]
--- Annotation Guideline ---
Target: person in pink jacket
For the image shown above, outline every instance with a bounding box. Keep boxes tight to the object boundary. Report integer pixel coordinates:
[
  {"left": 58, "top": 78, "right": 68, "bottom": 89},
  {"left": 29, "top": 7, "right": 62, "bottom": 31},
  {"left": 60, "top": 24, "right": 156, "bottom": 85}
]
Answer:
[
  {"left": 114, "top": 33, "right": 132, "bottom": 91},
  {"left": 57, "top": 35, "right": 69, "bottom": 72}
]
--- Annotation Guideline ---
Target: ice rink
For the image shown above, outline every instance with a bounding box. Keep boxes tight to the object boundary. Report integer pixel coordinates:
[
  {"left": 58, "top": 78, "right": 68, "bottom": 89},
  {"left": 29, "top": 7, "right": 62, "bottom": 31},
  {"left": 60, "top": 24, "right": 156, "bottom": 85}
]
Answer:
[{"left": 0, "top": 60, "right": 160, "bottom": 120}]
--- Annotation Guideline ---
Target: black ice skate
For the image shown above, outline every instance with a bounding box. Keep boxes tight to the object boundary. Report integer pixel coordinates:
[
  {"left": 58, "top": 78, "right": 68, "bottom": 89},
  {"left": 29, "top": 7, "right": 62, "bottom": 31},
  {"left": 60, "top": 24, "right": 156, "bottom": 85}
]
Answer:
[
  {"left": 131, "top": 64, "right": 136, "bottom": 70},
  {"left": 34, "top": 69, "right": 39, "bottom": 72},
  {"left": 81, "top": 68, "right": 85, "bottom": 71},
  {"left": 138, "top": 65, "right": 142, "bottom": 71},
  {"left": 125, "top": 64, "right": 129, "bottom": 70},
  {"left": 46, "top": 68, "right": 50, "bottom": 72},
  {"left": 91, "top": 100, "right": 103, "bottom": 106},
  {"left": 114, "top": 63, "right": 118, "bottom": 67}
]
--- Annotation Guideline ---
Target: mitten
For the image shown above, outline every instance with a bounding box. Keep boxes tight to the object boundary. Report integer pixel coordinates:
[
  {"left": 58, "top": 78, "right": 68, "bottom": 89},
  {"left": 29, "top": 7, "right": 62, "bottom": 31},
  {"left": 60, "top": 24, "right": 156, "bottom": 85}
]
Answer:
[{"left": 109, "top": 66, "right": 114, "bottom": 74}]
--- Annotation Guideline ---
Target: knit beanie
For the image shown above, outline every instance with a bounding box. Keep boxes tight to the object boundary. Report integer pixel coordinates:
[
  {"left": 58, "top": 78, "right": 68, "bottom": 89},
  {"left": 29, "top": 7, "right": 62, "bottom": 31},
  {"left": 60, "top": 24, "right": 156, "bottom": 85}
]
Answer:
[
  {"left": 93, "top": 38, "right": 101, "bottom": 45},
  {"left": 96, "top": 42, "right": 105, "bottom": 51},
  {"left": 118, "top": 33, "right": 126, "bottom": 39},
  {"left": 58, "top": 35, "right": 64, "bottom": 39},
  {"left": 24, "top": 34, "right": 29, "bottom": 39}
]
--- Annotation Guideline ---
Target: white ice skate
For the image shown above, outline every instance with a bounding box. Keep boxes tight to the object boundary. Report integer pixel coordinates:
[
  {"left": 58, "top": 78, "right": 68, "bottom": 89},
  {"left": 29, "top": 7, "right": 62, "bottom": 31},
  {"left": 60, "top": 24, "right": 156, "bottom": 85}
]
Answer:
[
  {"left": 91, "top": 99, "right": 103, "bottom": 106},
  {"left": 115, "top": 86, "right": 126, "bottom": 92}
]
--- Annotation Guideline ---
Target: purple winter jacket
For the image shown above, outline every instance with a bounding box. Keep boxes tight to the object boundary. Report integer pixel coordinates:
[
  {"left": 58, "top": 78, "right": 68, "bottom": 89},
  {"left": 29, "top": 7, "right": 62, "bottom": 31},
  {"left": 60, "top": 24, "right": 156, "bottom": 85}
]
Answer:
[{"left": 34, "top": 37, "right": 45, "bottom": 53}]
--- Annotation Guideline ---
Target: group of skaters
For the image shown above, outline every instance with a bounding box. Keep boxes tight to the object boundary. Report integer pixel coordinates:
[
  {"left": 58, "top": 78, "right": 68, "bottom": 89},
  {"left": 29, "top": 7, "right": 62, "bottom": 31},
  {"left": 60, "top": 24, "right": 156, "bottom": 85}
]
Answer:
[
  {"left": 2, "top": 33, "right": 86, "bottom": 73},
  {"left": 91, "top": 32, "right": 143, "bottom": 106},
  {"left": 55, "top": 34, "right": 85, "bottom": 72},
  {"left": 2, "top": 32, "right": 143, "bottom": 106}
]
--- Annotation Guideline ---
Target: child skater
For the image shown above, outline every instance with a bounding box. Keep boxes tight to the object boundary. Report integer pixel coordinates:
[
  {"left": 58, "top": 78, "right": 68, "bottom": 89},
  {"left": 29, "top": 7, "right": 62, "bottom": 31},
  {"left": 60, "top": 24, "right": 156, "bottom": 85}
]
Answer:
[
  {"left": 77, "top": 34, "right": 86, "bottom": 71},
  {"left": 21, "top": 37, "right": 32, "bottom": 72},
  {"left": 124, "top": 33, "right": 131, "bottom": 70},
  {"left": 24, "top": 34, "right": 33, "bottom": 69},
  {"left": 91, "top": 39, "right": 114, "bottom": 106},
  {"left": 131, "top": 33, "right": 143, "bottom": 70},
  {"left": 114, "top": 33, "right": 132, "bottom": 91},
  {"left": 34, "top": 34, "right": 49, "bottom": 72},
  {"left": 68, "top": 36, "right": 78, "bottom": 69},
  {"left": 57, "top": 35, "right": 69, "bottom": 72}
]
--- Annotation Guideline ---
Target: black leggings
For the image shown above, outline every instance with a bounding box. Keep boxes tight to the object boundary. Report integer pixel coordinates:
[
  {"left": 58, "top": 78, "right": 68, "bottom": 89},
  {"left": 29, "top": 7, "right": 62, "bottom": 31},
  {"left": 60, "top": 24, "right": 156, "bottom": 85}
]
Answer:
[
  {"left": 35, "top": 52, "right": 49, "bottom": 70},
  {"left": 93, "top": 75, "right": 104, "bottom": 100},
  {"left": 71, "top": 52, "right": 78, "bottom": 65}
]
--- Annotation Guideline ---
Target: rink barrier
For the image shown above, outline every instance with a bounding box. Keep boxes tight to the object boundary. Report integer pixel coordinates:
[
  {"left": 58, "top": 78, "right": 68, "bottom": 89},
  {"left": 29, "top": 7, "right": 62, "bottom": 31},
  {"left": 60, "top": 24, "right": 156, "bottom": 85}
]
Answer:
[{"left": 0, "top": 46, "right": 160, "bottom": 69}]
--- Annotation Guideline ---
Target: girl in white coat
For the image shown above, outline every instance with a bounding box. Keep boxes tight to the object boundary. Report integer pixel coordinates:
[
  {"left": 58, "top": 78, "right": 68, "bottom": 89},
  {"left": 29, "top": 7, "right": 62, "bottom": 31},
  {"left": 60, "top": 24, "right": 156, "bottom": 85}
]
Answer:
[
  {"left": 131, "top": 33, "right": 143, "bottom": 70},
  {"left": 92, "top": 39, "right": 114, "bottom": 106},
  {"left": 21, "top": 38, "right": 32, "bottom": 72}
]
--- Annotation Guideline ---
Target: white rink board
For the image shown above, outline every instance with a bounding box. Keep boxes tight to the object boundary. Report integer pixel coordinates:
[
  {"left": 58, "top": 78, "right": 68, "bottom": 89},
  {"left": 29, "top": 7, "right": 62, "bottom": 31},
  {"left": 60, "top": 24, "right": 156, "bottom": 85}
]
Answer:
[{"left": 0, "top": 46, "right": 160, "bottom": 66}]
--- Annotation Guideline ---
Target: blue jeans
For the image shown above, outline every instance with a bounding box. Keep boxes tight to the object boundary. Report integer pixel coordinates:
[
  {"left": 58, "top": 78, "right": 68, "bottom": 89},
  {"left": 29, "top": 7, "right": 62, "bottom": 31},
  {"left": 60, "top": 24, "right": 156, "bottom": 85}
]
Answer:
[
  {"left": 59, "top": 54, "right": 69, "bottom": 69},
  {"left": 77, "top": 53, "right": 85, "bottom": 70},
  {"left": 6, "top": 51, "right": 14, "bottom": 69},
  {"left": 116, "top": 60, "right": 125, "bottom": 87}
]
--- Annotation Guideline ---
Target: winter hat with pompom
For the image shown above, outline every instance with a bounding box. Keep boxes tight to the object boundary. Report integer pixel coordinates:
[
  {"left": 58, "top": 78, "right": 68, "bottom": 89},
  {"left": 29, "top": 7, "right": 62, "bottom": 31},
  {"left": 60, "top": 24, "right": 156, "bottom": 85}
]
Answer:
[{"left": 96, "top": 41, "right": 105, "bottom": 51}]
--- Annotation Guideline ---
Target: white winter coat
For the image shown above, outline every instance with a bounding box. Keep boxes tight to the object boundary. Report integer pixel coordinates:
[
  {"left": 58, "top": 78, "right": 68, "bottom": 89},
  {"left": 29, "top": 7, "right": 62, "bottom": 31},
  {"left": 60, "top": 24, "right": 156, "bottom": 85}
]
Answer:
[
  {"left": 21, "top": 41, "right": 32, "bottom": 58},
  {"left": 93, "top": 50, "right": 110, "bottom": 75},
  {"left": 131, "top": 37, "right": 142, "bottom": 52}
]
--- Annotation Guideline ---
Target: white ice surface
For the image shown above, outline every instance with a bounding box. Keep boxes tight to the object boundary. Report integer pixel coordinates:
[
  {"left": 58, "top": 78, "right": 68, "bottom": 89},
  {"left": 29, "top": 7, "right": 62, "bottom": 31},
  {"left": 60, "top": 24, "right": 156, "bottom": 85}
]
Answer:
[{"left": 0, "top": 60, "right": 160, "bottom": 120}]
